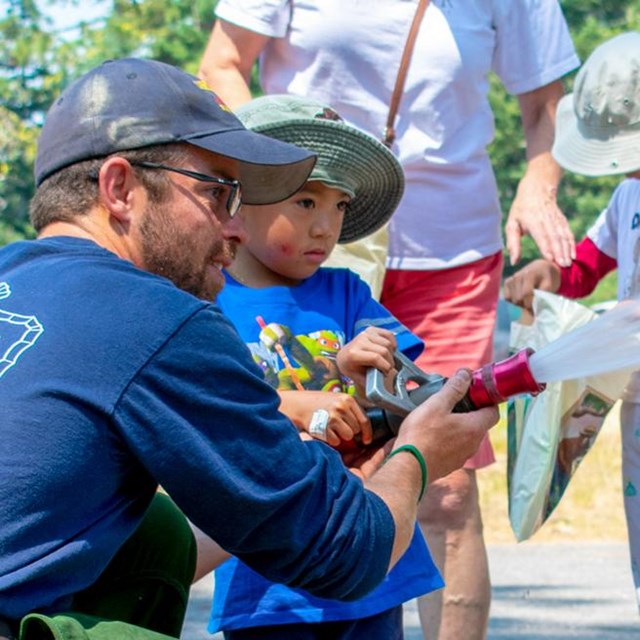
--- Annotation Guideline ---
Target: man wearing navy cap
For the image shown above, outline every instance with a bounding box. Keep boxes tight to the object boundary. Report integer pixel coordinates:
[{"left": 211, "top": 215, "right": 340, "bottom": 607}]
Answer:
[{"left": 0, "top": 58, "right": 497, "bottom": 639}]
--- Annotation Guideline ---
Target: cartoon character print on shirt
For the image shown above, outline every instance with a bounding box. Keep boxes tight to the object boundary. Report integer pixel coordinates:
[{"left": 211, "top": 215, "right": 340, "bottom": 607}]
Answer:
[
  {"left": 251, "top": 319, "right": 353, "bottom": 393},
  {"left": 0, "top": 282, "right": 44, "bottom": 379}
]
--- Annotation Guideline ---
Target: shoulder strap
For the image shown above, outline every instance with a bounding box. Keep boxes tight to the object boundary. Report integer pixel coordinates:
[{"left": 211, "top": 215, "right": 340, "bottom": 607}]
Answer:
[{"left": 382, "top": 0, "right": 431, "bottom": 148}]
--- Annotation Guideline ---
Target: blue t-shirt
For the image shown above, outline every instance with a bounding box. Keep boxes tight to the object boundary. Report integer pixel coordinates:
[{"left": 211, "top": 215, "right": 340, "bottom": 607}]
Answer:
[
  {"left": 0, "top": 238, "right": 396, "bottom": 619},
  {"left": 210, "top": 268, "right": 443, "bottom": 631}
]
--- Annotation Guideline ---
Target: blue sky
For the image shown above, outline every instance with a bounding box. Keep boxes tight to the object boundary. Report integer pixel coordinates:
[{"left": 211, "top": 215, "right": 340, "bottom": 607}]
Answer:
[{"left": 36, "top": 0, "right": 109, "bottom": 33}]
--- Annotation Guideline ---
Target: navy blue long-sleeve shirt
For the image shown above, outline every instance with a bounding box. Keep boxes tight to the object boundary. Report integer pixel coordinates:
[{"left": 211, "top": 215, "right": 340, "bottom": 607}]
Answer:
[{"left": 0, "top": 237, "right": 394, "bottom": 619}]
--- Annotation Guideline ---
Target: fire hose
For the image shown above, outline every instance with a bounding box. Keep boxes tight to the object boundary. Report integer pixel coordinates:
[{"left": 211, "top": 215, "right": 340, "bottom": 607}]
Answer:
[{"left": 339, "top": 348, "right": 546, "bottom": 450}]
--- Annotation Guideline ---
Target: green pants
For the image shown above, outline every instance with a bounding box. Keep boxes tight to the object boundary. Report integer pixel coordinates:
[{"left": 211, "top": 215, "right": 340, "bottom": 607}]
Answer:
[{"left": 19, "top": 493, "right": 197, "bottom": 640}]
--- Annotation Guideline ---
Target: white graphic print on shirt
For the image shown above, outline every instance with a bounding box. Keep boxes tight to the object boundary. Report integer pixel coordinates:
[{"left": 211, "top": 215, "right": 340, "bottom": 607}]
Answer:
[{"left": 0, "top": 282, "right": 44, "bottom": 378}]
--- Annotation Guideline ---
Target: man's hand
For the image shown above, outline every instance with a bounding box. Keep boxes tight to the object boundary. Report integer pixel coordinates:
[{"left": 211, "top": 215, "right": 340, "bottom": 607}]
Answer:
[
  {"left": 503, "top": 258, "right": 561, "bottom": 310},
  {"left": 336, "top": 327, "right": 397, "bottom": 398},
  {"left": 363, "top": 370, "right": 499, "bottom": 568},
  {"left": 394, "top": 369, "right": 499, "bottom": 483}
]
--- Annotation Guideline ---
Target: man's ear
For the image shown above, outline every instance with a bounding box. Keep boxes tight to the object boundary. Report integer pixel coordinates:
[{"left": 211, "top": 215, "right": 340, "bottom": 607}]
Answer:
[{"left": 97, "top": 157, "right": 141, "bottom": 223}]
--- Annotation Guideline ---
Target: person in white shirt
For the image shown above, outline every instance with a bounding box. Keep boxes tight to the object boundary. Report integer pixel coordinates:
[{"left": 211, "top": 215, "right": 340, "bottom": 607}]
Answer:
[{"left": 199, "top": 3, "right": 579, "bottom": 638}]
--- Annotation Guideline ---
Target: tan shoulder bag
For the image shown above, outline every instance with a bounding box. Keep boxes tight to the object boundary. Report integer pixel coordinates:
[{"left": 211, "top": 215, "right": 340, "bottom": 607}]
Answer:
[{"left": 382, "top": 0, "right": 431, "bottom": 148}]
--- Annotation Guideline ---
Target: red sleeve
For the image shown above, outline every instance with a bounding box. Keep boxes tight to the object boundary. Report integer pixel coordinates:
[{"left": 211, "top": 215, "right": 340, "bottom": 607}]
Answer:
[{"left": 557, "top": 237, "right": 617, "bottom": 298}]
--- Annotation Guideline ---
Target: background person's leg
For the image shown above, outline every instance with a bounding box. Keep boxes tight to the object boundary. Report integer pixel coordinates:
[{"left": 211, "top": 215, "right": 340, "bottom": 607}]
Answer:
[
  {"left": 381, "top": 253, "right": 501, "bottom": 640},
  {"left": 621, "top": 400, "right": 640, "bottom": 609},
  {"left": 417, "top": 470, "right": 490, "bottom": 640},
  {"left": 71, "top": 492, "right": 197, "bottom": 638}
]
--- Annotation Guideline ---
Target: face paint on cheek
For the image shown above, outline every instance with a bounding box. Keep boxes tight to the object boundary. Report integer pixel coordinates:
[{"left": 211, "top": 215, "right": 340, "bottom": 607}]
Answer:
[{"left": 278, "top": 243, "right": 295, "bottom": 257}]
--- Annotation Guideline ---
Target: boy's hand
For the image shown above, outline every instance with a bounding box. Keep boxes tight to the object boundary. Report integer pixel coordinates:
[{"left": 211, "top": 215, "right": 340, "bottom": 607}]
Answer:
[
  {"left": 341, "top": 439, "right": 394, "bottom": 480},
  {"left": 279, "top": 390, "right": 373, "bottom": 446},
  {"left": 503, "top": 259, "right": 562, "bottom": 310},
  {"left": 336, "top": 327, "right": 397, "bottom": 398}
]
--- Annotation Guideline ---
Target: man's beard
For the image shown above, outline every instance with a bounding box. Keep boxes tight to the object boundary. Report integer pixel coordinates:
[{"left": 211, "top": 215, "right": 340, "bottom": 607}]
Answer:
[{"left": 139, "top": 201, "right": 227, "bottom": 301}]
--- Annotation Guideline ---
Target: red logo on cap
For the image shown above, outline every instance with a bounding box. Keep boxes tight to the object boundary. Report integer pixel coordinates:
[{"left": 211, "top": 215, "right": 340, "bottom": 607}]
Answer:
[{"left": 193, "top": 79, "right": 232, "bottom": 112}]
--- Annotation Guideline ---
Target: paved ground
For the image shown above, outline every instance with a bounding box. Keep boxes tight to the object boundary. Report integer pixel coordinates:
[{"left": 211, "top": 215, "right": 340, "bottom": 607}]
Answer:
[
  {"left": 181, "top": 541, "right": 638, "bottom": 639},
  {"left": 482, "top": 542, "right": 637, "bottom": 639}
]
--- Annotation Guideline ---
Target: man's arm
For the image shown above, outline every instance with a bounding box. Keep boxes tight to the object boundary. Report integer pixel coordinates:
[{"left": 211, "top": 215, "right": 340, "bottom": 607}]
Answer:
[
  {"left": 119, "top": 308, "right": 496, "bottom": 600},
  {"left": 505, "top": 79, "right": 575, "bottom": 267},
  {"left": 198, "top": 20, "right": 268, "bottom": 108},
  {"left": 192, "top": 372, "right": 494, "bottom": 579}
]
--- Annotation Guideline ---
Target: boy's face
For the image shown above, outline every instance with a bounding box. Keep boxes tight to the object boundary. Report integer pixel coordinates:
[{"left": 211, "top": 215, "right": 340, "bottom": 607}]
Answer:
[{"left": 237, "top": 181, "right": 348, "bottom": 286}]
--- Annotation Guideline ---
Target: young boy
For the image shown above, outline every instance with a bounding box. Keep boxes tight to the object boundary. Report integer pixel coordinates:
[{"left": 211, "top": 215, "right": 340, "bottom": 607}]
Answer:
[
  {"left": 504, "top": 31, "right": 640, "bottom": 608},
  {"left": 208, "top": 94, "right": 443, "bottom": 638}
]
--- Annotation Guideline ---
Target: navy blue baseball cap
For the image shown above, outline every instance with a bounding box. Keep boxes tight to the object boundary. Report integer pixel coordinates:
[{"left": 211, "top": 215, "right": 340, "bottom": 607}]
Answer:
[{"left": 34, "top": 58, "right": 317, "bottom": 204}]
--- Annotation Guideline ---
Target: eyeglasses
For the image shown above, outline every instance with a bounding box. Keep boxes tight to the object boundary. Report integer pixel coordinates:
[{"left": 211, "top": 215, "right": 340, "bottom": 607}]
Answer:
[{"left": 130, "top": 161, "right": 242, "bottom": 218}]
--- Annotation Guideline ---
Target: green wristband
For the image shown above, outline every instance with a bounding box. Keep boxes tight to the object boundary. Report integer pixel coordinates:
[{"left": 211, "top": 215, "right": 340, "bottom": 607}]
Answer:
[{"left": 387, "top": 444, "right": 428, "bottom": 502}]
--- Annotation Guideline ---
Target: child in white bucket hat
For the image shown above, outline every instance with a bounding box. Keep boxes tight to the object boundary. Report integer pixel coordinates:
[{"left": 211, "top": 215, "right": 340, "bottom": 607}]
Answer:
[
  {"left": 504, "top": 31, "right": 640, "bottom": 608},
  {"left": 553, "top": 31, "right": 640, "bottom": 177},
  {"left": 207, "top": 94, "right": 443, "bottom": 638}
]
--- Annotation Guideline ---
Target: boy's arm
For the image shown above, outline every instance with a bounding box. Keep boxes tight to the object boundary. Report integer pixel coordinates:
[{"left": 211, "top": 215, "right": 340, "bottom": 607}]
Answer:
[
  {"left": 557, "top": 237, "right": 617, "bottom": 298},
  {"left": 191, "top": 521, "right": 232, "bottom": 583},
  {"left": 503, "top": 237, "right": 618, "bottom": 310}
]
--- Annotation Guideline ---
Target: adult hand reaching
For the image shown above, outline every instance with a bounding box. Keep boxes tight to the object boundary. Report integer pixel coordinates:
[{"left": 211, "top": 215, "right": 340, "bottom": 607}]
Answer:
[
  {"left": 506, "top": 79, "right": 576, "bottom": 268},
  {"left": 505, "top": 177, "right": 575, "bottom": 267}
]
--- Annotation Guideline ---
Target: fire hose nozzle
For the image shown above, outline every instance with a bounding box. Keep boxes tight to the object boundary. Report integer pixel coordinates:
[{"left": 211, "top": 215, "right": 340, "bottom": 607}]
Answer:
[
  {"left": 467, "top": 347, "right": 546, "bottom": 408},
  {"left": 337, "top": 348, "right": 546, "bottom": 451}
]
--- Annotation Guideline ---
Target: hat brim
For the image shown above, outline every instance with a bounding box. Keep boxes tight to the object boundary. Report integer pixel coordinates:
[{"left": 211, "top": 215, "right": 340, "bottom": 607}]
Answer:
[
  {"left": 187, "top": 128, "right": 316, "bottom": 205},
  {"left": 248, "top": 120, "right": 404, "bottom": 243},
  {"left": 553, "top": 94, "right": 640, "bottom": 176}
]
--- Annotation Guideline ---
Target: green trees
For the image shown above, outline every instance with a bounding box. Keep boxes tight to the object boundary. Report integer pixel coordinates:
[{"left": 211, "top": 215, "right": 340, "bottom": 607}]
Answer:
[
  {"left": 0, "top": 0, "right": 217, "bottom": 244},
  {"left": 2, "top": 0, "right": 639, "bottom": 302}
]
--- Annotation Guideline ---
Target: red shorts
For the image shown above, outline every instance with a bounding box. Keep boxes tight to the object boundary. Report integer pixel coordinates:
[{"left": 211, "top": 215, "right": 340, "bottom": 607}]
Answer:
[{"left": 381, "top": 252, "right": 503, "bottom": 469}]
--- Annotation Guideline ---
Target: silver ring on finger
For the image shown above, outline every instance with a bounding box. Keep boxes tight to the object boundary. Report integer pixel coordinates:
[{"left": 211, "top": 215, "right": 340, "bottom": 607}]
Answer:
[{"left": 309, "top": 409, "right": 330, "bottom": 442}]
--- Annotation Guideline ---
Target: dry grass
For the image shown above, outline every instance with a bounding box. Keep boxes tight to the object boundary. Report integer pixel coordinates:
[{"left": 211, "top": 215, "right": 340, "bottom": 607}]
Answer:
[{"left": 478, "top": 403, "right": 627, "bottom": 544}]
